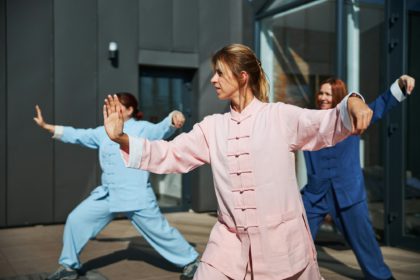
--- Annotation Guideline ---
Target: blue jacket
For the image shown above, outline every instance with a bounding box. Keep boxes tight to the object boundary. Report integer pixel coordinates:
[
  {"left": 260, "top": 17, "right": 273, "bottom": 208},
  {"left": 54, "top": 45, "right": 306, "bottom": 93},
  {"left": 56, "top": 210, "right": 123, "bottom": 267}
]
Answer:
[
  {"left": 302, "top": 84, "right": 405, "bottom": 208},
  {"left": 56, "top": 115, "right": 175, "bottom": 212}
]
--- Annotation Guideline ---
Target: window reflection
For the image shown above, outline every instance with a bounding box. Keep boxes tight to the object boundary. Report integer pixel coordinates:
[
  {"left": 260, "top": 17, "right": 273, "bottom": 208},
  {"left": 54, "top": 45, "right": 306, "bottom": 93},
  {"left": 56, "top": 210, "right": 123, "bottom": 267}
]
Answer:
[
  {"left": 259, "top": 0, "right": 389, "bottom": 238},
  {"left": 260, "top": 0, "right": 336, "bottom": 108},
  {"left": 139, "top": 67, "right": 193, "bottom": 209}
]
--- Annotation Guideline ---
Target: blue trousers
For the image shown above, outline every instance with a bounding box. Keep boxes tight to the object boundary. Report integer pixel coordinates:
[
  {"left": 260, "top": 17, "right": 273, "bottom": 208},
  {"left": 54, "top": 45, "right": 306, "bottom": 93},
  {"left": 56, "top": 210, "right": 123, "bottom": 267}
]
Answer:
[
  {"left": 302, "top": 188, "right": 392, "bottom": 280},
  {"left": 59, "top": 194, "right": 198, "bottom": 269}
]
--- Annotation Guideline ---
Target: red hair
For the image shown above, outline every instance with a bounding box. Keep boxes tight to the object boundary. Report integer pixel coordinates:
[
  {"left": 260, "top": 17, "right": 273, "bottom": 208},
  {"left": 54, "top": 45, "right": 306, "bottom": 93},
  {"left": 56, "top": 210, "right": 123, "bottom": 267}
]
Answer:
[
  {"left": 115, "top": 92, "right": 143, "bottom": 120},
  {"left": 317, "top": 77, "right": 348, "bottom": 108}
]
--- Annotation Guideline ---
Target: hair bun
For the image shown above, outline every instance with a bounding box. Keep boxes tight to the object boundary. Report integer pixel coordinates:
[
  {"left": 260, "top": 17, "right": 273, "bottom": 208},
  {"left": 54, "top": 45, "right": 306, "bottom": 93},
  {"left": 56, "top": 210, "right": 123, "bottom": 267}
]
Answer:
[{"left": 135, "top": 111, "right": 144, "bottom": 120}]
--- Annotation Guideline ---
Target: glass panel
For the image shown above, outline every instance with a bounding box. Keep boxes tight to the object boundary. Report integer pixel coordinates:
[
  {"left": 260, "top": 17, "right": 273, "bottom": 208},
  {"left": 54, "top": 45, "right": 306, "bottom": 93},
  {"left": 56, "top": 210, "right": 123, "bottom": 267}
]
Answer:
[
  {"left": 260, "top": 0, "right": 336, "bottom": 189},
  {"left": 260, "top": 0, "right": 336, "bottom": 108},
  {"left": 262, "top": 0, "right": 301, "bottom": 14},
  {"left": 356, "top": 1, "right": 386, "bottom": 239},
  {"left": 139, "top": 67, "right": 193, "bottom": 209},
  {"left": 260, "top": 1, "right": 388, "bottom": 238},
  {"left": 405, "top": 5, "right": 420, "bottom": 237}
]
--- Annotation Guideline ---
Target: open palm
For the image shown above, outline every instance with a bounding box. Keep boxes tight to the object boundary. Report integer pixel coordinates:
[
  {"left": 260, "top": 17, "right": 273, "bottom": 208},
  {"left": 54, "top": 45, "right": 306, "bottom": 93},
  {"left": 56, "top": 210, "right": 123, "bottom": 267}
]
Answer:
[
  {"left": 103, "top": 95, "right": 124, "bottom": 141},
  {"left": 33, "top": 105, "right": 46, "bottom": 127}
]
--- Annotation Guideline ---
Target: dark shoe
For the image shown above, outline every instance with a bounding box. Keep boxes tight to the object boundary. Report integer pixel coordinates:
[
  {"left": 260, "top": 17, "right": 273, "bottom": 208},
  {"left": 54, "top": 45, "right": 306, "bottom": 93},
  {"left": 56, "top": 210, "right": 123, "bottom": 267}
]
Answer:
[
  {"left": 46, "top": 266, "right": 78, "bottom": 280},
  {"left": 180, "top": 258, "right": 200, "bottom": 280}
]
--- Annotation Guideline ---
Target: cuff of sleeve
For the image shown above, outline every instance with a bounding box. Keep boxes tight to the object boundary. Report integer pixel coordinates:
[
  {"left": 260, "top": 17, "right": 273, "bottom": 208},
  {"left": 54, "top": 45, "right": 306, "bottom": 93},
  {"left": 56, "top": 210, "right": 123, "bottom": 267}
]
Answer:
[
  {"left": 391, "top": 79, "right": 406, "bottom": 102},
  {"left": 52, "top": 125, "right": 64, "bottom": 139},
  {"left": 120, "top": 136, "right": 144, "bottom": 168},
  {"left": 339, "top": 92, "right": 364, "bottom": 131}
]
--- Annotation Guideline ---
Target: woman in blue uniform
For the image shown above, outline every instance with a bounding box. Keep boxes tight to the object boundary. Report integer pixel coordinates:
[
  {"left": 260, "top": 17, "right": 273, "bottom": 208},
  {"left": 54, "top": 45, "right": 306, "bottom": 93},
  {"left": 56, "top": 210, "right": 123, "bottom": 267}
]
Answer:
[
  {"left": 34, "top": 93, "right": 199, "bottom": 280},
  {"left": 301, "top": 75, "right": 415, "bottom": 280}
]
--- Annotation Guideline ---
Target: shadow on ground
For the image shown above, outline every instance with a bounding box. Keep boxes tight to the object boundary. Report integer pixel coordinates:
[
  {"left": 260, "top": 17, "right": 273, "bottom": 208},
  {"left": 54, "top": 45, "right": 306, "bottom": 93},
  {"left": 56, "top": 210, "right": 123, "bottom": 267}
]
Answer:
[
  {"left": 0, "top": 271, "right": 106, "bottom": 280},
  {"left": 80, "top": 236, "right": 196, "bottom": 275},
  {"left": 0, "top": 236, "right": 197, "bottom": 280},
  {"left": 315, "top": 230, "right": 364, "bottom": 279}
]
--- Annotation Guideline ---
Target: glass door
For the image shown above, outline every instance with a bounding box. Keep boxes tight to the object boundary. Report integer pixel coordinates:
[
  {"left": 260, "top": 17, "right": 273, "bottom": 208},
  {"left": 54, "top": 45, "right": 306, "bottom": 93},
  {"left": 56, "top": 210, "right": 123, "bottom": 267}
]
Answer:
[
  {"left": 356, "top": 0, "right": 386, "bottom": 241},
  {"left": 259, "top": 0, "right": 337, "bottom": 191},
  {"left": 385, "top": 0, "right": 420, "bottom": 249},
  {"left": 139, "top": 66, "right": 195, "bottom": 211},
  {"left": 403, "top": 4, "right": 420, "bottom": 246}
]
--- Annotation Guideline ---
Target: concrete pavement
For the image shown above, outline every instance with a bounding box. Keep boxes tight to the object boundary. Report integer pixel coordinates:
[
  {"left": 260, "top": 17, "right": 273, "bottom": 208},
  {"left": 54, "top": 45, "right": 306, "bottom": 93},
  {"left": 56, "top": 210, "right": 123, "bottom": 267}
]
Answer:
[{"left": 0, "top": 212, "right": 419, "bottom": 280}]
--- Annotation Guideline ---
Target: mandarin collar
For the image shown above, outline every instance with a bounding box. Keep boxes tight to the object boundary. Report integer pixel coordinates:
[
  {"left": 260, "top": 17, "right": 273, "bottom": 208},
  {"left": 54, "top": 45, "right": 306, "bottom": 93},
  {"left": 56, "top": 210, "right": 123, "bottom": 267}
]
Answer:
[{"left": 230, "top": 97, "right": 263, "bottom": 122}]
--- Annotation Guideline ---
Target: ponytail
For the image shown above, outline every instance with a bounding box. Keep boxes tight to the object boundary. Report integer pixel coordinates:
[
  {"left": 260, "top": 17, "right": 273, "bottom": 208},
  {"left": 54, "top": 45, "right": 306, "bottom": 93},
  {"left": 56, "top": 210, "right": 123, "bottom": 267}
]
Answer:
[
  {"left": 212, "top": 44, "right": 270, "bottom": 103},
  {"left": 254, "top": 59, "right": 269, "bottom": 102}
]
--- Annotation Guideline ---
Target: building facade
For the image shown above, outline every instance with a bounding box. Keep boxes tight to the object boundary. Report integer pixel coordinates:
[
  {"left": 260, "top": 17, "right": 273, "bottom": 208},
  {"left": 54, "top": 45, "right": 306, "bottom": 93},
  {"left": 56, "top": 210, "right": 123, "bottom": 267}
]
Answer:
[
  {"left": 1, "top": 0, "right": 419, "bottom": 249},
  {"left": 0, "top": 0, "right": 255, "bottom": 226},
  {"left": 255, "top": 0, "right": 420, "bottom": 249}
]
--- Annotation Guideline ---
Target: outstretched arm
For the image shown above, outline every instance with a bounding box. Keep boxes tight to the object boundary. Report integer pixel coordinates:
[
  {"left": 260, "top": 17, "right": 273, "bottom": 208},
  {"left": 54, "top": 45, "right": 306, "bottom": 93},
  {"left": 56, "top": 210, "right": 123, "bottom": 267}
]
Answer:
[
  {"left": 283, "top": 92, "right": 372, "bottom": 151},
  {"left": 35, "top": 104, "right": 102, "bottom": 148},
  {"left": 124, "top": 123, "right": 210, "bottom": 174},
  {"left": 103, "top": 94, "right": 210, "bottom": 174},
  {"left": 342, "top": 75, "right": 414, "bottom": 133},
  {"left": 144, "top": 110, "right": 185, "bottom": 141},
  {"left": 369, "top": 75, "right": 415, "bottom": 124}
]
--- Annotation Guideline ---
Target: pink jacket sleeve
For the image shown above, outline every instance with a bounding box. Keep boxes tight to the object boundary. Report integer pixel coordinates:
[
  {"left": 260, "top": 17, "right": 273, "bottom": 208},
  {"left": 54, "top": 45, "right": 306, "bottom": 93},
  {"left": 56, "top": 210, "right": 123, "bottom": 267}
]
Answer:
[
  {"left": 122, "top": 120, "right": 211, "bottom": 174},
  {"left": 280, "top": 94, "right": 354, "bottom": 152}
]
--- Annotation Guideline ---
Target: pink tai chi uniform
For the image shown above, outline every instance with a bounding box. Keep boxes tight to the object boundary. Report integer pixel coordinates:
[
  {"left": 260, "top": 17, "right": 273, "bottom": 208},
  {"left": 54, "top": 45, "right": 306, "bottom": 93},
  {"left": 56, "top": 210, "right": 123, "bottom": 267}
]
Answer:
[{"left": 121, "top": 95, "right": 356, "bottom": 279}]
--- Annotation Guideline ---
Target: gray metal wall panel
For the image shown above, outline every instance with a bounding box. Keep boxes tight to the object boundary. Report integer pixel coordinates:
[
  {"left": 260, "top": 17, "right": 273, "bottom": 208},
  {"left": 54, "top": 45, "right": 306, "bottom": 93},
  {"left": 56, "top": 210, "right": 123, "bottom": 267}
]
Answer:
[
  {"left": 139, "top": 0, "right": 172, "bottom": 51},
  {"left": 191, "top": 0, "right": 236, "bottom": 212},
  {"left": 230, "top": 0, "right": 243, "bottom": 44},
  {"left": 173, "top": 0, "right": 198, "bottom": 52},
  {"left": 6, "top": 0, "right": 54, "bottom": 226},
  {"left": 98, "top": 0, "right": 138, "bottom": 105},
  {"left": 54, "top": 0, "right": 99, "bottom": 222},
  {"left": 198, "top": 0, "right": 230, "bottom": 58},
  {"left": 0, "top": 0, "right": 6, "bottom": 226},
  {"left": 2, "top": 0, "right": 256, "bottom": 222},
  {"left": 138, "top": 49, "right": 198, "bottom": 68},
  {"left": 191, "top": 0, "right": 255, "bottom": 212},
  {"left": 242, "top": 0, "right": 255, "bottom": 48}
]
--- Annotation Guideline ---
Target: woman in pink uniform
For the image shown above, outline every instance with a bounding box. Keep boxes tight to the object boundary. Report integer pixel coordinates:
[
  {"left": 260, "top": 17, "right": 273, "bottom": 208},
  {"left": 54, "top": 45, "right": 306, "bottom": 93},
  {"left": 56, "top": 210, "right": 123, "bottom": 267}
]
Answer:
[{"left": 103, "top": 44, "right": 374, "bottom": 279}]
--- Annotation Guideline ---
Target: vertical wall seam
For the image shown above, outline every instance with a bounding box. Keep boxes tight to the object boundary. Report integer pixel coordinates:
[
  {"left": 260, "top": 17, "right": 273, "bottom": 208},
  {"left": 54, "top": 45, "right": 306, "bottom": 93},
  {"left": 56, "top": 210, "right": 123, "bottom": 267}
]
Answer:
[
  {"left": 51, "top": 0, "right": 55, "bottom": 222},
  {"left": 4, "top": 0, "right": 8, "bottom": 226},
  {"left": 96, "top": 0, "right": 100, "bottom": 183}
]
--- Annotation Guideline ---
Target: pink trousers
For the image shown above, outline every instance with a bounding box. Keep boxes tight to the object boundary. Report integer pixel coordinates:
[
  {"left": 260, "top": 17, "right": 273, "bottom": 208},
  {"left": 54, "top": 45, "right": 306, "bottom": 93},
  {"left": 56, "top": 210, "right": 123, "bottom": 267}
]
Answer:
[{"left": 193, "top": 259, "right": 323, "bottom": 280}]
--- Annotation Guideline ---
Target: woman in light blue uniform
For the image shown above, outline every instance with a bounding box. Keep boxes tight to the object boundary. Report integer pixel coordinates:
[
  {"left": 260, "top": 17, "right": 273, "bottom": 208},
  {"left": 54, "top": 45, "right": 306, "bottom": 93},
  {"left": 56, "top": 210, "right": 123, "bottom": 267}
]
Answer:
[
  {"left": 34, "top": 93, "right": 199, "bottom": 280},
  {"left": 301, "top": 75, "right": 415, "bottom": 280}
]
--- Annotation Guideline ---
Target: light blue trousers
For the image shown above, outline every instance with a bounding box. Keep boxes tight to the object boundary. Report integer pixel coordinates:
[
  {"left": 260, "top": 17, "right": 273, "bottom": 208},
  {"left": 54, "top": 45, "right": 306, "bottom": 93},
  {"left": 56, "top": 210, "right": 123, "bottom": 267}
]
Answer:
[{"left": 59, "top": 194, "right": 198, "bottom": 269}]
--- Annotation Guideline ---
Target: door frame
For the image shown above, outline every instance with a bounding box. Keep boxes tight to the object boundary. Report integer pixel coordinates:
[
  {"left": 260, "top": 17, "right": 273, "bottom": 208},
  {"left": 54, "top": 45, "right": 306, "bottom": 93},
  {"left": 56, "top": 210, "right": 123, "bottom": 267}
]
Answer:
[{"left": 384, "top": 0, "right": 420, "bottom": 250}]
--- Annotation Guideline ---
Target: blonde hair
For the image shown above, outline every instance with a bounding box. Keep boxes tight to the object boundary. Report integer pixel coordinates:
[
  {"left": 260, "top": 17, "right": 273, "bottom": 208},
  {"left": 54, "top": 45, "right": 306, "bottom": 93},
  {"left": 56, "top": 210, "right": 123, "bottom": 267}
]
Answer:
[{"left": 211, "top": 44, "right": 269, "bottom": 102}]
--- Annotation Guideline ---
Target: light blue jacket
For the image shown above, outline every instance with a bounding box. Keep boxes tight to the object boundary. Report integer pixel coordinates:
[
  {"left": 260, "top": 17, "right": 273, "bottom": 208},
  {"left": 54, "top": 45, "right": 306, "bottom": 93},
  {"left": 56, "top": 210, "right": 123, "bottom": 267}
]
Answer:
[{"left": 55, "top": 115, "right": 175, "bottom": 212}]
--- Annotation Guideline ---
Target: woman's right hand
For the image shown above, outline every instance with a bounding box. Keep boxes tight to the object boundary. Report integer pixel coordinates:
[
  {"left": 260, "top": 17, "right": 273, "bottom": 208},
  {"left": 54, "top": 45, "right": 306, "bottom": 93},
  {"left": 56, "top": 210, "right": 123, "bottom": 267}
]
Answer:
[
  {"left": 33, "top": 105, "right": 55, "bottom": 133},
  {"left": 103, "top": 95, "right": 129, "bottom": 151},
  {"left": 33, "top": 105, "right": 46, "bottom": 128}
]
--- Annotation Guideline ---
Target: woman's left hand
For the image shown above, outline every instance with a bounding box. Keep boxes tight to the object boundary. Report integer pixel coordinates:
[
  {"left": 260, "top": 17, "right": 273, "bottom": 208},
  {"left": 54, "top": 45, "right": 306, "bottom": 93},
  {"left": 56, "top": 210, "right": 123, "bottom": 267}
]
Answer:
[
  {"left": 347, "top": 96, "right": 373, "bottom": 135},
  {"left": 398, "top": 75, "right": 415, "bottom": 95},
  {"left": 172, "top": 110, "right": 186, "bottom": 129}
]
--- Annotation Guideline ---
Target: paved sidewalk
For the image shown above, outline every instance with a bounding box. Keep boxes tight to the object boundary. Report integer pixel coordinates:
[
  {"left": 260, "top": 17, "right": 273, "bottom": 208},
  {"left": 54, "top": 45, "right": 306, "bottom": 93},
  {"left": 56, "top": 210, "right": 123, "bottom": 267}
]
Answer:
[{"left": 0, "top": 212, "right": 419, "bottom": 280}]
